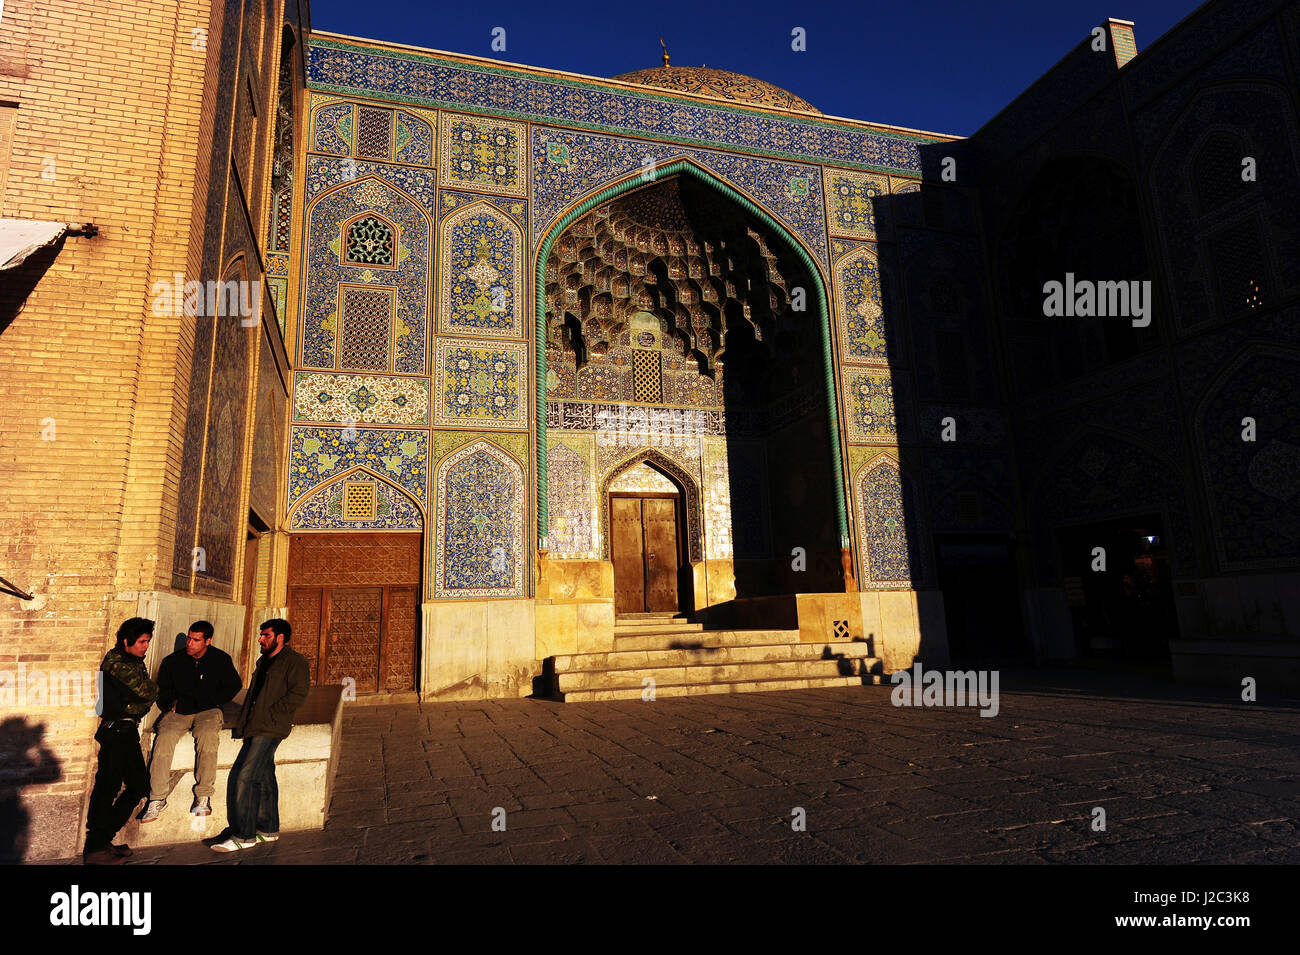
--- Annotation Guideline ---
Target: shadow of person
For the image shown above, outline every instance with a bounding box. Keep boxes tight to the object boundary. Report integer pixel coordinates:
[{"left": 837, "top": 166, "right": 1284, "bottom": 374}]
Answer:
[{"left": 0, "top": 717, "right": 63, "bottom": 863}]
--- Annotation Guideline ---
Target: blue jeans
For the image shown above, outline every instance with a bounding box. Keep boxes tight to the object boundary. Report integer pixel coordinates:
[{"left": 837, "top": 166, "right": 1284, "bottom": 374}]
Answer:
[{"left": 226, "top": 735, "right": 281, "bottom": 839}]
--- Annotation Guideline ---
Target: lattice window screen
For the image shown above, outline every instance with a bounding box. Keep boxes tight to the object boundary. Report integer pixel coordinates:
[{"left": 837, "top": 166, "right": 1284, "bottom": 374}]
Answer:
[
  {"left": 342, "top": 482, "right": 376, "bottom": 521},
  {"left": 355, "top": 106, "right": 394, "bottom": 160},
  {"left": 632, "top": 350, "right": 662, "bottom": 403},
  {"left": 343, "top": 216, "right": 394, "bottom": 266},
  {"left": 339, "top": 286, "right": 394, "bottom": 371}
]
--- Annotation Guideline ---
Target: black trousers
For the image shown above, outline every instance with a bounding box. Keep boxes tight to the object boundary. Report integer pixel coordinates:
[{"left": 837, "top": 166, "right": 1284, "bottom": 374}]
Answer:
[{"left": 84, "top": 720, "right": 149, "bottom": 853}]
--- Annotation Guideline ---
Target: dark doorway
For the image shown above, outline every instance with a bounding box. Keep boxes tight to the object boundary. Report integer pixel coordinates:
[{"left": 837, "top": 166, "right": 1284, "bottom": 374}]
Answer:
[
  {"left": 935, "top": 534, "right": 1027, "bottom": 664},
  {"left": 610, "top": 493, "right": 682, "bottom": 614},
  {"left": 1057, "top": 515, "right": 1176, "bottom": 661}
]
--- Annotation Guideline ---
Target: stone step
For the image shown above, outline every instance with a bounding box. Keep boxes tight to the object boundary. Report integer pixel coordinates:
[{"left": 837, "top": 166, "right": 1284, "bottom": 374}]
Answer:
[
  {"left": 556, "top": 656, "right": 876, "bottom": 693},
  {"left": 554, "top": 641, "right": 878, "bottom": 674},
  {"left": 561, "top": 675, "right": 868, "bottom": 703},
  {"left": 613, "top": 621, "right": 705, "bottom": 636},
  {"left": 612, "top": 628, "right": 806, "bottom": 652}
]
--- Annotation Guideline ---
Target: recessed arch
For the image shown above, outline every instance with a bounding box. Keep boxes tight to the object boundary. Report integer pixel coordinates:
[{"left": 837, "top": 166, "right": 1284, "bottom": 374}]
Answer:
[{"left": 534, "top": 158, "right": 849, "bottom": 554}]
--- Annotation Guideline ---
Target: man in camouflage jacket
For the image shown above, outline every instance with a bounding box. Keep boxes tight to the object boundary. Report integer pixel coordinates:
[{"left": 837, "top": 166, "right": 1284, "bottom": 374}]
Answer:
[{"left": 83, "top": 617, "right": 159, "bottom": 865}]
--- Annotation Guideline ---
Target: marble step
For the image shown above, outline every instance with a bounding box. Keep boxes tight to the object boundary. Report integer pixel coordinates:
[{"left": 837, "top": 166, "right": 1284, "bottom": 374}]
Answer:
[
  {"left": 556, "top": 656, "right": 877, "bottom": 693},
  {"left": 613, "top": 620, "right": 706, "bottom": 636},
  {"left": 561, "top": 675, "right": 868, "bottom": 703},
  {"left": 555, "top": 641, "right": 878, "bottom": 674},
  {"left": 612, "top": 628, "right": 807, "bottom": 652}
]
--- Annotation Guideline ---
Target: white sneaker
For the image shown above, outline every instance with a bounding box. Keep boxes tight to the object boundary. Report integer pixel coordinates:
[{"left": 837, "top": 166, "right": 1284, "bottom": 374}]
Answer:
[
  {"left": 210, "top": 836, "right": 256, "bottom": 852},
  {"left": 256, "top": 831, "right": 279, "bottom": 843},
  {"left": 191, "top": 797, "right": 212, "bottom": 816},
  {"left": 138, "top": 799, "right": 166, "bottom": 823}
]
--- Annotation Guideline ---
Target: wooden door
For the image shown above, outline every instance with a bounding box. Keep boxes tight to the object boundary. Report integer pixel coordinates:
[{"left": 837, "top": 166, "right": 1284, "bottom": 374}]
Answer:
[
  {"left": 642, "top": 498, "right": 679, "bottom": 612},
  {"left": 286, "top": 534, "right": 421, "bottom": 693},
  {"left": 612, "top": 497, "right": 645, "bottom": 615},
  {"left": 610, "top": 495, "right": 680, "bottom": 614}
]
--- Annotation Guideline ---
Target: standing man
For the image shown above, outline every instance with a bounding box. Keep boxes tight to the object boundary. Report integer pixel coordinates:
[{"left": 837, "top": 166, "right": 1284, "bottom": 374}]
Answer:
[
  {"left": 211, "top": 618, "right": 309, "bottom": 852},
  {"left": 84, "top": 617, "right": 159, "bottom": 865},
  {"left": 138, "top": 620, "right": 241, "bottom": 823}
]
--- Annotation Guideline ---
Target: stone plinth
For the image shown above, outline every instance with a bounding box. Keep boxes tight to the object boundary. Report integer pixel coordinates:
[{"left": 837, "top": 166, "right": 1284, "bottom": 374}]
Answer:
[{"left": 119, "top": 685, "right": 343, "bottom": 848}]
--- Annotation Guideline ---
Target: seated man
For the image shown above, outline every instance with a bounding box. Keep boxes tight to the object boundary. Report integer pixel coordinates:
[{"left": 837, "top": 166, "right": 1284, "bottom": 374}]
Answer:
[{"left": 139, "top": 620, "right": 242, "bottom": 821}]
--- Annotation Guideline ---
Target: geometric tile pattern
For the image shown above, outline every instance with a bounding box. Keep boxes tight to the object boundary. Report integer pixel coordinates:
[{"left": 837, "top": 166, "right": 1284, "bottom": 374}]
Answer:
[
  {"left": 434, "top": 439, "right": 526, "bottom": 597},
  {"left": 434, "top": 337, "right": 528, "bottom": 429},
  {"left": 439, "top": 113, "right": 527, "bottom": 198},
  {"left": 1198, "top": 351, "right": 1300, "bottom": 569},
  {"left": 304, "top": 155, "right": 437, "bottom": 211},
  {"left": 825, "top": 167, "right": 890, "bottom": 241},
  {"left": 301, "top": 176, "right": 430, "bottom": 373},
  {"left": 309, "top": 40, "right": 933, "bottom": 176},
  {"left": 843, "top": 367, "right": 898, "bottom": 441},
  {"left": 531, "top": 127, "right": 828, "bottom": 267},
  {"left": 288, "top": 426, "right": 428, "bottom": 509},
  {"left": 293, "top": 371, "right": 430, "bottom": 426},
  {"left": 289, "top": 469, "right": 424, "bottom": 531},
  {"left": 438, "top": 202, "right": 524, "bottom": 338},
  {"left": 432, "top": 430, "right": 530, "bottom": 469},
  {"left": 835, "top": 245, "right": 890, "bottom": 364}
]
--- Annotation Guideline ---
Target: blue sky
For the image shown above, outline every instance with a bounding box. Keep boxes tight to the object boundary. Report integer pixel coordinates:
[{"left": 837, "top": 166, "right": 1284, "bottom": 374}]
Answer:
[{"left": 308, "top": 0, "right": 1205, "bottom": 136}]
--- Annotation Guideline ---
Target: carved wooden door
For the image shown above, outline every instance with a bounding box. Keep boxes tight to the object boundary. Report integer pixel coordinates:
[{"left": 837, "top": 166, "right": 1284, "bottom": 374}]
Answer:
[
  {"left": 287, "top": 534, "right": 421, "bottom": 693},
  {"left": 610, "top": 496, "right": 680, "bottom": 614}
]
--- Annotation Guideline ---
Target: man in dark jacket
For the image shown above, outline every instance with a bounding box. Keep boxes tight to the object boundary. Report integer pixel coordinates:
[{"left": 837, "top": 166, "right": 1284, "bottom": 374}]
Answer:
[
  {"left": 211, "top": 617, "right": 309, "bottom": 852},
  {"left": 138, "top": 620, "right": 242, "bottom": 822},
  {"left": 84, "top": 617, "right": 159, "bottom": 865}
]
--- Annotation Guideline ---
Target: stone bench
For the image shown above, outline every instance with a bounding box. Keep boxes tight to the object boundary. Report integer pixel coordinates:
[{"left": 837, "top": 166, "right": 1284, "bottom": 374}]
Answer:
[{"left": 118, "top": 685, "right": 343, "bottom": 848}]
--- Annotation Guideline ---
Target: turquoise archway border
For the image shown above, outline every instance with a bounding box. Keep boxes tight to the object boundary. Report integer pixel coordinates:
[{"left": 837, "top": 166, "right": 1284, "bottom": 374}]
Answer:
[{"left": 533, "top": 159, "right": 850, "bottom": 550}]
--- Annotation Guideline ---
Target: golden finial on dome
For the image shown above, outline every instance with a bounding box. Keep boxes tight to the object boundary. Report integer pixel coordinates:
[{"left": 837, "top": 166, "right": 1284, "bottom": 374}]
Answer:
[{"left": 660, "top": 37, "right": 669, "bottom": 67}]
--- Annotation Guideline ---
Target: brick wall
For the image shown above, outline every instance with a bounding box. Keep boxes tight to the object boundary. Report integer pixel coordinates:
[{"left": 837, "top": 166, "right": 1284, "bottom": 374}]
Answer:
[{"left": 0, "top": 0, "right": 291, "bottom": 861}]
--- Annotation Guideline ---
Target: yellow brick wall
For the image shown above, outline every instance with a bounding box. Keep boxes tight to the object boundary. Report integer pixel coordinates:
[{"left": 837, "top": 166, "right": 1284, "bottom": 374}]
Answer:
[{"left": 0, "top": 0, "right": 293, "bottom": 861}]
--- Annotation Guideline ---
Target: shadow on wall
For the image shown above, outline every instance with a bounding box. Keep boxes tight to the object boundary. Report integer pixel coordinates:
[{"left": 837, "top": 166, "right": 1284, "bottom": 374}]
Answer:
[
  {"left": 1, "top": 238, "right": 67, "bottom": 337},
  {"left": 0, "top": 717, "right": 63, "bottom": 863}
]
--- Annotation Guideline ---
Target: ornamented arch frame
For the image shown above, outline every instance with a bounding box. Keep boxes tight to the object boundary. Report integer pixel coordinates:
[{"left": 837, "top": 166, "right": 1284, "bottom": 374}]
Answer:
[
  {"left": 598, "top": 448, "right": 703, "bottom": 564},
  {"left": 286, "top": 463, "right": 427, "bottom": 530},
  {"left": 532, "top": 159, "right": 850, "bottom": 556}
]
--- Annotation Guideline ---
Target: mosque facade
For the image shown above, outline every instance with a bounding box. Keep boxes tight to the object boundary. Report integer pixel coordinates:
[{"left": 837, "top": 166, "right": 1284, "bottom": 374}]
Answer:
[{"left": 2, "top": 0, "right": 1298, "bottom": 861}]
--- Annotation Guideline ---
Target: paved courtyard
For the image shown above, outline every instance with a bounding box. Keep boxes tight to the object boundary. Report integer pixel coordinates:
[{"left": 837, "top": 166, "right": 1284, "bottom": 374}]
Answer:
[{"left": 124, "top": 669, "right": 1299, "bottom": 864}]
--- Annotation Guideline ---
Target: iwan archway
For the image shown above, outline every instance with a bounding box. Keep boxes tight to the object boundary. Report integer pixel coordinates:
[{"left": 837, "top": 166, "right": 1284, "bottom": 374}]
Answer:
[{"left": 534, "top": 160, "right": 854, "bottom": 618}]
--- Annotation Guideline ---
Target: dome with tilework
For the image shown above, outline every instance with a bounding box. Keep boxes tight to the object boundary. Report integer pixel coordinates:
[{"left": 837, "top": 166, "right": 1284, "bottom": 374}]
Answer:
[{"left": 611, "top": 64, "right": 821, "bottom": 115}]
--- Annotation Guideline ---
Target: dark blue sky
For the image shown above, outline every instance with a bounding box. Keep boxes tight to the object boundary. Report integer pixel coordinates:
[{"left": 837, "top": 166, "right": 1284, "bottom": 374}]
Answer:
[{"left": 308, "top": 0, "right": 1204, "bottom": 136}]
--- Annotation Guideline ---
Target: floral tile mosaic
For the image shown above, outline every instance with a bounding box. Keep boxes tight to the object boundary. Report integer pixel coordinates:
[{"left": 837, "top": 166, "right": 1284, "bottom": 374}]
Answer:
[
  {"left": 438, "top": 201, "right": 524, "bottom": 339},
  {"left": 438, "top": 112, "right": 528, "bottom": 197},
  {"left": 288, "top": 426, "right": 428, "bottom": 508},
  {"left": 293, "top": 371, "right": 430, "bottom": 426},
  {"left": 433, "top": 438, "right": 527, "bottom": 598},
  {"left": 307, "top": 40, "right": 938, "bottom": 176},
  {"left": 433, "top": 337, "right": 529, "bottom": 429}
]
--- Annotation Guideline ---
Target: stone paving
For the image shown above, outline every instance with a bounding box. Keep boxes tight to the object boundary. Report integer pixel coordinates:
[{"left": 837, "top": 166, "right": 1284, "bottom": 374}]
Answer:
[{"left": 123, "top": 669, "right": 1300, "bottom": 864}]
